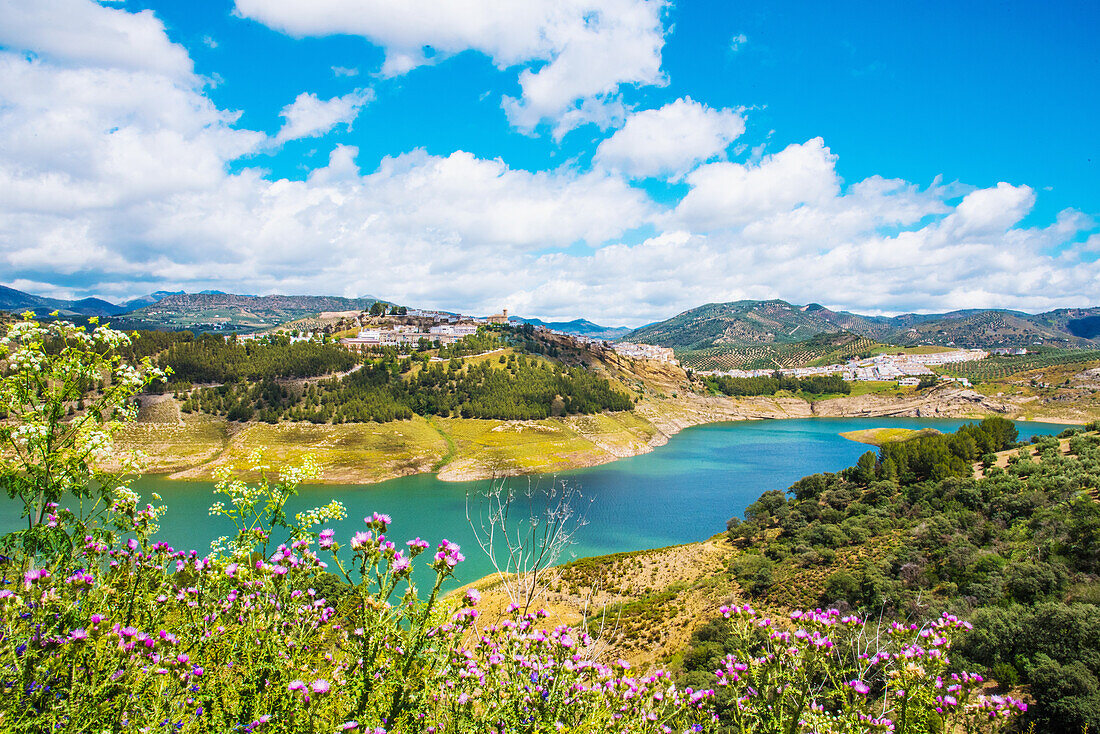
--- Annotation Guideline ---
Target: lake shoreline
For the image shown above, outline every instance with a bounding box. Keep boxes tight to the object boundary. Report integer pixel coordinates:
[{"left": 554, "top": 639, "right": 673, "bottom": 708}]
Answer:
[
  {"left": 117, "top": 385, "right": 1087, "bottom": 486},
  {"left": 12, "top": 417, "right": 1071, "bottom": 597}
]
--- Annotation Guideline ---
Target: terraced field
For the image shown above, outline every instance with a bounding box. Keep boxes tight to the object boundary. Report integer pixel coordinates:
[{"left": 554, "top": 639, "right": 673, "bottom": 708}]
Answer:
[
  {"left": 936, "top": 349, "right": 1100, "bottom": 381},
  {"left": 678, "top": 336, "right": 880, "bottom": 371}
]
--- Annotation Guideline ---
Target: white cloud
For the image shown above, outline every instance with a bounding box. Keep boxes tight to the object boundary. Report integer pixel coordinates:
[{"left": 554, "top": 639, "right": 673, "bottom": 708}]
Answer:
[
  {"left": 672, "top": 138, "right": 842, "bottom": 230},
  {"left": 331, "top": 65, "right": 359, "bottom": 77},
  {"left": 947, "top": 182, "right": 1035, "bottom": 238},
  {"left": 1, "top": 0, "right": 1098, "bottom": 323},
  {"left": 594, "top": 97, "right": 745, "bottom": 179},
  {"left": 234, "top": 0, "right": 668, "bottom": 136},
  {"left": 729, "top": 33, "right": 748, "bottom": 52},
  {"left": 0, "top": 0, "right": 193, "bottom": 79},
  {"left": 274, "top": 88, "right": 373, "bottom": 143}
]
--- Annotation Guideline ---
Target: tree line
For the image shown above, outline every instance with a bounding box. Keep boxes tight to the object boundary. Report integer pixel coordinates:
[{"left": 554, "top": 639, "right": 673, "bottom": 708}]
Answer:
[
  {"left": 159, "top": 333, "right": 355, "bottom": 384},
  {"left": 705, "top": 373, "right": 851, "bottom": 396}
]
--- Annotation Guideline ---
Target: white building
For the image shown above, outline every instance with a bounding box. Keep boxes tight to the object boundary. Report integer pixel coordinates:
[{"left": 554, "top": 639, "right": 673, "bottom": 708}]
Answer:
[{"left": 612, "top": 342, "right": 678, "bottom": 364}]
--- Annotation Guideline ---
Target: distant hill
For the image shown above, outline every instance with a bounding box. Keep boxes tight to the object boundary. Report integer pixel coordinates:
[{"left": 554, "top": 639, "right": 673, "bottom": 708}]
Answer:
[
  {"left": 625, "top": 300, "right": 849, "bottom": 350},
  {"left": 626, "top": 299, "right": 1100, "bottom": 351},
  {"left": 121, "top": 293, "right": 389, "bottom": 332},
  {"left": 0, "top": 285, "right": 127, "bottom": 318},
  {"left": 518, "top": 317, "right": 632, "bottom": 341},
  {"left": 880, "top": 309, "right": 1089, "bottom": 348},
  {"left": 122, "top": 291, "right": 184, "bottom": 310}
]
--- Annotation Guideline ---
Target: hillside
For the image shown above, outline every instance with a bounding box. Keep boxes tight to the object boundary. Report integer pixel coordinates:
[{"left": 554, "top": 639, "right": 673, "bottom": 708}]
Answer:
[
  {"left": 0, "top": 284, "right": 128, "bottom": 318},
  {"left": 625, "top": 300, "right": 847, "bottom": 349},
  {"left": 677, "top": 331, "right": 881, "bottom": 371},
  {"left": 884, "top": 308, "right": 1088, "bottom": 348},
  {"left": 626, "top": 299, "right": 1100, "bottom": 353},
  {"left": 1025, "top": 306, "right": 1100, "bottom": 340},
  {"left": 119, "top": 292, "right": 388, "bottom": 332}
]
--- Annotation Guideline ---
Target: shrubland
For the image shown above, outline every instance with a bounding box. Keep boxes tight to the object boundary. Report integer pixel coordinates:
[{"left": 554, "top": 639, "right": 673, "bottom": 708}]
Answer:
[{"left": 701, "top": 417, "right": 1100, "bottom": 732}]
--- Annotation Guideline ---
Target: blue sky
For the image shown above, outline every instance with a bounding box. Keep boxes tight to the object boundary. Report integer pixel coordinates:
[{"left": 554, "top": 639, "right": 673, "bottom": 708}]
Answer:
[{"left": 0, "top": 0, "right": 1097, "bottom": 324}]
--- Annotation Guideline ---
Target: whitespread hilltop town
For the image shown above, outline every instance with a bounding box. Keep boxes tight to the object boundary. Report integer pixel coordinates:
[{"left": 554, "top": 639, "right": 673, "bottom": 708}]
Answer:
[{"left": 697, "top": 349, "right": 989, "bottom": 386}]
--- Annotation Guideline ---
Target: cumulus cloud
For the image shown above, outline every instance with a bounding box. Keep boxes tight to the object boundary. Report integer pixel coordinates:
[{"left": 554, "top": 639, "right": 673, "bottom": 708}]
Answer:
[
  {"left": 672, "top": 138, "right": 842, "bottom": 230},
  {"left": 274, "top": 88, "right": 374, "bottom": 143},
  {"left": 594, "top": 97, "right": 745, "bottom": 179},
  {"left": 1, "top": 0, "right": 1098, "bottom": 323},
  {"left": 0, "top": 0, "right": 193, "bottom": 78},
  {"left": 234, "top": 0, "right": 668, "bottom": 136}
]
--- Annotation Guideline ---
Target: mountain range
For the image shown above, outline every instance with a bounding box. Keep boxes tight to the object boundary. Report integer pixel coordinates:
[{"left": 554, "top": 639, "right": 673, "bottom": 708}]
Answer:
[
  {"left": 4, "top": 284, "right": 1099, "bottom": 349},
  {"left": 624, "top": 300, "right": 1100, "bottom": 350},
  {"left": 0, "top": 285, "right": 132, "bottom": 318}
]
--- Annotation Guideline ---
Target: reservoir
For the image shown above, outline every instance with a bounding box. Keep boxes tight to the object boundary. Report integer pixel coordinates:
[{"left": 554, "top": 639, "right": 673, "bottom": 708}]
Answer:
[{"left": 1, "top": 417, "right": 1069, "bottom": 588}]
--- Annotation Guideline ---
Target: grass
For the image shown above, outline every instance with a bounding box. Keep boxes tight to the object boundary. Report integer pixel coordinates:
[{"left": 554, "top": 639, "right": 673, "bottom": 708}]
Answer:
[
  {"left": 427, "top": 416, "right": 457, "bottom": 471},
  {"left": 840, "top": 427, "right": 942, "bottom": 447},
  {"left": 560, "top": 411, "right": 662, "bottom": 457},
  {"left": 103, "top": 395, "right": 669, "bottom": 483},
  {"left": 170, "top": 416, "right": 449, "bottom": 483},
  {"left": 435, "top": 417, "right": 609, "bottom": 478},
  {"left": 110, "top": 413, "right": 229, "bottom": 474}
]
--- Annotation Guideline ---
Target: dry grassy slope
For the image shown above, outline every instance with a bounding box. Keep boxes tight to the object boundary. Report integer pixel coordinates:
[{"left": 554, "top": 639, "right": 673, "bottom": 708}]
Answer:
[
  {"left": 971, "top": 434, "right": 1078, "bottom": 479},
  {"left": 453, "top": 535, "right": 737, "bottom": 669},
  {"left": 973, "top": 363, "right": 1100, "bottom": 423},
  {"left": 454, "top": 528, "right": 911, "bottom": 670}
]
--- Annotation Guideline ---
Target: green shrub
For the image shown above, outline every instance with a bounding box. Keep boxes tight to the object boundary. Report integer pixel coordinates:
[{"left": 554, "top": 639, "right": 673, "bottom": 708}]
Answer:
[{"left": 731, "top": 553, "right": 775, "bottom": 595}]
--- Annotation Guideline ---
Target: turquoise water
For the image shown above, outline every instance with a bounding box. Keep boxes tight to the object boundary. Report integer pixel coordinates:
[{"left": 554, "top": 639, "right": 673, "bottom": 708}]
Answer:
[{"left": 1, "top": 418, "right": 1069, "bottom": 588}]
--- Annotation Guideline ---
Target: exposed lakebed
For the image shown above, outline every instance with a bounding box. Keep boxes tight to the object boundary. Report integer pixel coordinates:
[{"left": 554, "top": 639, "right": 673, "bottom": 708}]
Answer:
[{"left": 2, "top": 417, "right": 1069, "bottom": 588}]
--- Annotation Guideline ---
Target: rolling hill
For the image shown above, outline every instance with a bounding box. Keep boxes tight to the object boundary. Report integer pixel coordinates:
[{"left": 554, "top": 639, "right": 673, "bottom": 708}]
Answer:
[
  {"left": 119, "top": 293, "right": 388, "bottom": 332},
  {"left": 517, "top": 317, "right": 632, "bottom": 341},
  {"left": 625, "top": 300, "right": 1100, "bottom": 353},
  {"left": 0, "top": 285, "right": 128, "bottom": 318},
  {"left": 624, "top": 300, "right": 849, "bottom": 349}
]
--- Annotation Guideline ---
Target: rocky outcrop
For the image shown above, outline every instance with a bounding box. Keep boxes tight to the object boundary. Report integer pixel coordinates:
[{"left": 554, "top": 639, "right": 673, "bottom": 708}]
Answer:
[{"left": 810, "top": 386, "right": 1016, "bottom": 418}]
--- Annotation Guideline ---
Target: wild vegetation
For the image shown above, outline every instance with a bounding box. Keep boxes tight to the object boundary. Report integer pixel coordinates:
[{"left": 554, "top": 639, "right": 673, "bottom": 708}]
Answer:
[
  {"left": 181, "top": 350, "right": 633, "bottom": 423},
  {"left": 704, "top": 372, "right": 851, "bottom": 397},
  {"left": 159, "top": 333, "right": 356, "bottom": 384},
  {"left": 1, "top": 315, "right": 1030, "bottom": 733},
  {"left": 698, "top": 418, "right": 1100, "bottom": 732}
]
